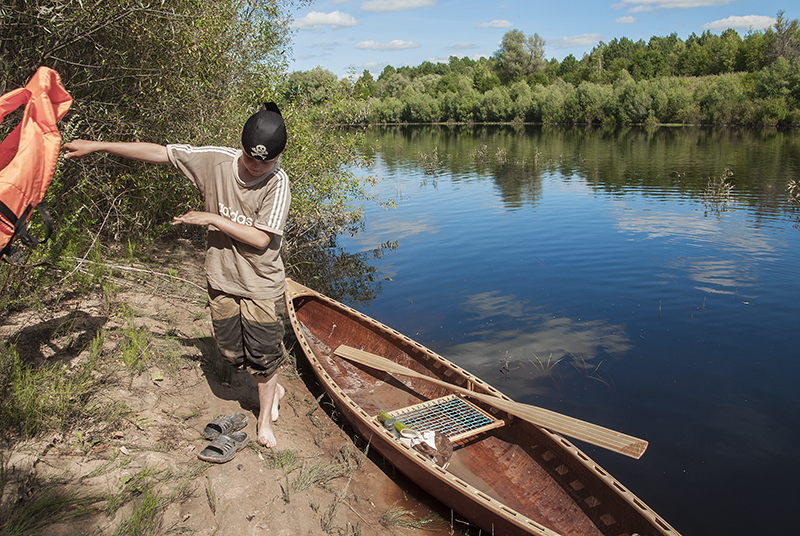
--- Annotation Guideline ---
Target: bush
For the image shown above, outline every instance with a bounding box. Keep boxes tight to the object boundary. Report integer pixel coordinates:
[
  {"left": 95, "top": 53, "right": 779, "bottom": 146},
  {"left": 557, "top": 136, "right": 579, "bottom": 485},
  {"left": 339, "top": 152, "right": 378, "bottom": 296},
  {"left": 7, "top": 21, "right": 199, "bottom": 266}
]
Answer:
[
  {"left": 477, "top": 87, "right": 513, "bottom": 122},
  {"left": 402, "top": 89, "right": 441, "bottom": 123}
]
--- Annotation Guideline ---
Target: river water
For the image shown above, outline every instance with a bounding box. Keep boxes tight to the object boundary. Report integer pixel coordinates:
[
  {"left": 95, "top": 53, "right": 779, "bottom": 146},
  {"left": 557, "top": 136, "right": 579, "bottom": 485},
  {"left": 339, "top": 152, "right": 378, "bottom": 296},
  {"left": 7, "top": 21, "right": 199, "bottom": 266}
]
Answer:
[{"left": 334, "top": 125, "right": 800, "bottom": 535}]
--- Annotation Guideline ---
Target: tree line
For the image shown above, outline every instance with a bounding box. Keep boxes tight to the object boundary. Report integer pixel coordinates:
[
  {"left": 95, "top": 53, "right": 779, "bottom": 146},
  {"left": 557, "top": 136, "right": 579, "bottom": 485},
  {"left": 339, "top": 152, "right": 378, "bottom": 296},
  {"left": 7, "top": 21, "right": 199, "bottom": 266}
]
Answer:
[{"left": 285, "top": 11, "right": 800, "bottom": 127}]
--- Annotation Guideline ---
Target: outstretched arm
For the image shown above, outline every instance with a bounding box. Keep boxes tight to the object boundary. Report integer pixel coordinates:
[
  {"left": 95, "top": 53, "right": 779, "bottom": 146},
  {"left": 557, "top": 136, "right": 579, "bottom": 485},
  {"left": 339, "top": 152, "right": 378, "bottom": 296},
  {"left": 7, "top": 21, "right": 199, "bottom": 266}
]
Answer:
[{"left": 62, "top": 140, "right": 170, "bottom": 164}]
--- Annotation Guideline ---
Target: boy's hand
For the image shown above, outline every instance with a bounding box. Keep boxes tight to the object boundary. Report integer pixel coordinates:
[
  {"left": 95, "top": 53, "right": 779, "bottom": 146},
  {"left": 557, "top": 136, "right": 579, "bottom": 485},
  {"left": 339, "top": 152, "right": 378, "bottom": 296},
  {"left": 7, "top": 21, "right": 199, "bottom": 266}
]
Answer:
[
  {"left": 173, "top": 211, "right": 215, "bottom": 227},
  {"left": 61, "top": 139, "right": 97, "bottom": 160}
]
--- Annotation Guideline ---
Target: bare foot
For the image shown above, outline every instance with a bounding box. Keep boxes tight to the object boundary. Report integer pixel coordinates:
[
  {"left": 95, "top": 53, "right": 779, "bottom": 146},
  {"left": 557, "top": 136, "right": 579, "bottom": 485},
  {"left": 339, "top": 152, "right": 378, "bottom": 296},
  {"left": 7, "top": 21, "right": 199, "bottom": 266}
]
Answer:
[
  {"left": 257, "top": 420, "right": 278, "bottom": 448},
  {"left": 254, "top": 373, "right": 285, "bottom": 447},
  {"left": 272, "top": 383, "right": 285, "bottom": 422}
]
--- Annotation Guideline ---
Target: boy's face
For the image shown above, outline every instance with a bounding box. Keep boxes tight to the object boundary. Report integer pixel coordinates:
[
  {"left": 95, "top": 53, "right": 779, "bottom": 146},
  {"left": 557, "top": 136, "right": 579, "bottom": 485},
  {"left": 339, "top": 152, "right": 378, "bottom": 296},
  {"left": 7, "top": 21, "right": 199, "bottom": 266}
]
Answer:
[{"left": 240, "top": 149, "right": 280, "bottom": 179}]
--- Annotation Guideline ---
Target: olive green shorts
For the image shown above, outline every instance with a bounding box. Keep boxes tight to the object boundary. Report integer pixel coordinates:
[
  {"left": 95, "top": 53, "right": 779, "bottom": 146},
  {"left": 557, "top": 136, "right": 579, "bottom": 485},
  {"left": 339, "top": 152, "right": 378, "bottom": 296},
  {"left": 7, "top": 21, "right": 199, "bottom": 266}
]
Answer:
[{"left": 208, "top": 286, "right": 286, "bottom": 377}]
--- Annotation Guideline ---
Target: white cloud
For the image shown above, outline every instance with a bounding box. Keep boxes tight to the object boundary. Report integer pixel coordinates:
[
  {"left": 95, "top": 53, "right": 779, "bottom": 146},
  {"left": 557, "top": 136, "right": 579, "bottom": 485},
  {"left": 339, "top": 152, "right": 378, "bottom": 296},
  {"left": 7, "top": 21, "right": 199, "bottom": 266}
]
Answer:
[
  {"left": 449, "top": 42, "right": 478, "bottom": 50},
  {"left": 477, "top": 19, "right": 514, "bottom": 29},
  {"left": 309, "top": 42, "right": 340, "bottom": 49},
  {"left": 291, "top": 11, "right": 357, "bottom": 30},
  {"left": 612, "top": 0, "right": 732, "bottom": 11},
  {"left": 296, "top": 53, "right": 323, "bottom": 61},
  {"left": 702, "top": 15, "right": 776, "bottom": 32},
  {"left": 551, "top": 33, "right": 603, "bottom": 49},
  {"left": 331, "top": 0, "right": 351, "bottom": 4},
  {"left": 616, "top": 16, "right": 637, "bottom": 24},
  {"left": 360, "top": 0, "right": 436, "bottom": 13},
  {"left": 356, "top": 39, "right": 421, "bottom": 50}
]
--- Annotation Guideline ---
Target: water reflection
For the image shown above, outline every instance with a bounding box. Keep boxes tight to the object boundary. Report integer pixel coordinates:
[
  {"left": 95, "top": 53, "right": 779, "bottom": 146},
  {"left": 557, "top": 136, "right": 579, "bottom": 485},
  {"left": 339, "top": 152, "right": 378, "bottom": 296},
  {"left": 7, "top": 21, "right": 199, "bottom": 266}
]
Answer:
[
  {"left": 285, "top": 245, "right": 388, "bottom": 307},
  {"left": 363, "top": 124, "right": 800, "bottom": 217},
  {"left": 613, "top": 203, "right": 786, "bottom": 294},
  {"left": 432, "top": 290, "right": 633, "bottom": 399},
  {"left": 450, "top": 315, "right": 631, "bottom": 381}
]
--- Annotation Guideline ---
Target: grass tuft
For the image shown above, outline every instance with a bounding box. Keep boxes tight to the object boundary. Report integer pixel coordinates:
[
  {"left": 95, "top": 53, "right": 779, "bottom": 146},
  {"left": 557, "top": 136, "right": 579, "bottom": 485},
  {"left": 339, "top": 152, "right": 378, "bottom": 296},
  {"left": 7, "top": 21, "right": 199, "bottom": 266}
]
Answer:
[
  {"left": 265, "top": 448, "right": 300, "bottom": 471},
  {"left": 703, "top": 168, "right": 735, "bottom": 217},
  {"left": 379, "top": 503, "right": 445, "bottom": 532},
  {"left": 112, "top": 482, "right": 166, "bottom": 536},
  {"left": 292, "top": 461, "right": 351, "bottom": 493}
]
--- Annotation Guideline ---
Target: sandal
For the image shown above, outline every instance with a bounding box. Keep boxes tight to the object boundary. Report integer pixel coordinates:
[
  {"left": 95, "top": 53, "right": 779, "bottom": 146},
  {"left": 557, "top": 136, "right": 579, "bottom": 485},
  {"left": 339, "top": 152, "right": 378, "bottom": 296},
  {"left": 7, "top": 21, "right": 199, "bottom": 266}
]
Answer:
[
  {"left": 203, "top": 413, "right": 247, "bottom": 440},
  {"left": 197, "top": 431, "right": 249, "bottom": 463}
]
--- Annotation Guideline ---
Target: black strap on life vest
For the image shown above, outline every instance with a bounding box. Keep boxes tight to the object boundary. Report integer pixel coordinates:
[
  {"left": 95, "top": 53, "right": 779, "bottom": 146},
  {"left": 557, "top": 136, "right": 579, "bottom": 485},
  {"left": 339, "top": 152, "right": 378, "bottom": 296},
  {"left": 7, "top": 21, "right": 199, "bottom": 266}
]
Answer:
[{"left": 1, "top": 199, "right": 54, "bottom": 263}]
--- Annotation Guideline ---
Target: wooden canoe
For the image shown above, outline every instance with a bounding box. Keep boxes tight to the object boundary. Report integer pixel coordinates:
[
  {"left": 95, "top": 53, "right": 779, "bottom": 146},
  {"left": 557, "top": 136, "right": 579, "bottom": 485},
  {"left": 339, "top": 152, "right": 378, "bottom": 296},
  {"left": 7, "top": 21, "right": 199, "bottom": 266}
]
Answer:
[{"left": 285, "top": 279, "right": 680, "bottom": 536}]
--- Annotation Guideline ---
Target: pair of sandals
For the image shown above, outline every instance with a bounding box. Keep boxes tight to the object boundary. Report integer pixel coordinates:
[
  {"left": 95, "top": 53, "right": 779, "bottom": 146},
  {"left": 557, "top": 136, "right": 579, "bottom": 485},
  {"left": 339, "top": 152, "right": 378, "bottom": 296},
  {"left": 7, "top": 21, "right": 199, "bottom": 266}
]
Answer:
[{"left": 197, "top": 413, "right": 249, "bottom": 463}]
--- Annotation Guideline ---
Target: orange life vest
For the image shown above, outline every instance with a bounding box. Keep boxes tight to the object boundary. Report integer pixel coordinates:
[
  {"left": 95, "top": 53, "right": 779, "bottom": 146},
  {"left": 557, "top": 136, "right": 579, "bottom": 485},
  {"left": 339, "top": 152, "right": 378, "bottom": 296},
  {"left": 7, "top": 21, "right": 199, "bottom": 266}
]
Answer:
[{"left": 0, "top": 67, "right": 72, "bottom": 261}]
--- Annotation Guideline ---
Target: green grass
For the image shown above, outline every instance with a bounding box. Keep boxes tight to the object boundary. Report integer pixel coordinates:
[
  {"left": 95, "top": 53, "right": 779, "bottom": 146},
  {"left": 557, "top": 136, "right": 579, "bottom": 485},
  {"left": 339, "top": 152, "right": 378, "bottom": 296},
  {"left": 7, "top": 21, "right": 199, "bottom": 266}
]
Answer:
[
  {"left": 107, "top": 462, "right": 204, "bottom": 535},
  {"left": 265, "top": 448, "right": 301, "bottom": 471},
  {"left": 0, "top": 486, "right": 103, "bottom": 535},
  {"left": 703, "top": 168, "right": 735, "bottom": 216},
  {"left": 119, "top": 324, "right": 152, "bottom": 374},
  {"left": 0, "top": 453, "right": 104, "bottom": 536},
  {"left": 378, "top": 503, "right": 445, "bottom": 532},
  {"left": 112, "top": 482, "right": 166, "bottom": 536},
  {"left": 0, "top": 336, "right": 128, "bottom": 439},
  {"left": 291, "top": 445, "right": 364, "bottom": 494},
  {"left": 291, "top": 461, "right": 352, "bottom": 493}
]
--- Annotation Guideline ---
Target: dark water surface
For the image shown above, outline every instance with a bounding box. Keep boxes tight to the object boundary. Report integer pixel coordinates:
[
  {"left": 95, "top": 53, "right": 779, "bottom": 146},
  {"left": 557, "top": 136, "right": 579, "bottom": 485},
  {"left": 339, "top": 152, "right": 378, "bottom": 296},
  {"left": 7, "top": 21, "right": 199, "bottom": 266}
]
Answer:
[{"left": 337, "top": 125, "right": 800, "bottom": 535}]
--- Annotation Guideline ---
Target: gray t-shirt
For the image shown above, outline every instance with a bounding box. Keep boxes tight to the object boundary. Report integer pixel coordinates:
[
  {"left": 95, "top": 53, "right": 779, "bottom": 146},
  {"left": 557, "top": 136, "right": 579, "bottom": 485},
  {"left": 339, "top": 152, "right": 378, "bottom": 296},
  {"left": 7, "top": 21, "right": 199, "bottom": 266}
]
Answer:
[{"left": 167, "top": 144, "right": 291, "bottom": 300}]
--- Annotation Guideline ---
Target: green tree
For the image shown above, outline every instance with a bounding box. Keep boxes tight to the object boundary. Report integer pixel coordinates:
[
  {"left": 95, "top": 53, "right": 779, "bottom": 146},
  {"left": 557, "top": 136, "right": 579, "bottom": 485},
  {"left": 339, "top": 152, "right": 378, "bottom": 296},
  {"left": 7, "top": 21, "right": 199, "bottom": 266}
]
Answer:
[
  {"left": 718, "top": 29, "right": 743, "bottom": 73},
  {"left": 472, "top": 60, "right": 501, "bottom": 93},
  {"left": 648, "top": 33, "right": 685, "bottom": 77},
  {"left": 739, "top": 30, "right": 771, "bottom": 72},
  {"left": 694, "top": 74, "right": 747, "bottom": 124},
  {"left": 409, "top": 74, "right": 443, "bottom": 97},
  {"left": 582, "top": 45, "right": 608, "bottom": 83},
  {"left": 602, "top": 37, "right": 646, "bottom": 75},
  {"left": 754, "top": 57, "right": 795, "bottom": 100},
  {"left": 680, "top": 33, "right": 714, "bottom": 75},
  {"left": 354, "top": 69, "right": 376, "bottom": 99},
  {"left": 630, "top": 49, "right": 666, "bottom": 80},
  {"left": 769, "top": 11, "right": 800, "bottom": 64},
  {"left": 572, "top": 81, "right": 612, "bottom": 124},
  {"left": 285, "top": 67, "right": 340, "bottom": 104},
  {"left": 381, "top": 72, "right": 412, "bottom": 98},
  {"left": 476, "top": 87, "right": 513, "bottom": 122},
  {"left": 370, "top": 97, "right": 405, "bottom": 123},
  {"left": 440, "top": 78, "right": 478, "bottom": 122},
  {"left": 448, "top": 55, "right": 476, "bottom": 74},
  {"left": 558, "top": 54, "right": 583, "bottom": 85},
  {"left": 540, "top": 79, "right": 574, "bottom": 123},
  {"left": 612, "top": 70, "right": 652, "bottom": 123},
  {"left": 508, "top": 80, "right": 534, "bottom": 121},
  {"left": 494, "top": 29, "right": 546, "bottom": 83},
  {"left": 402, "top": 88, "right": 441, "bottom": 122}
]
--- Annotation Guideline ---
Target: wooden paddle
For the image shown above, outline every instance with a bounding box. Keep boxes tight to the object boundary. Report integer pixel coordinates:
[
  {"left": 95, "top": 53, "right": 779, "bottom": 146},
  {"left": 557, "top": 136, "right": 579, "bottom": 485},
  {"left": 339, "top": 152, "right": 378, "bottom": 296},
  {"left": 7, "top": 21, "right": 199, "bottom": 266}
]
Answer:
[{"left": 335, "top": 345, "right": 648, "bottom": 459}]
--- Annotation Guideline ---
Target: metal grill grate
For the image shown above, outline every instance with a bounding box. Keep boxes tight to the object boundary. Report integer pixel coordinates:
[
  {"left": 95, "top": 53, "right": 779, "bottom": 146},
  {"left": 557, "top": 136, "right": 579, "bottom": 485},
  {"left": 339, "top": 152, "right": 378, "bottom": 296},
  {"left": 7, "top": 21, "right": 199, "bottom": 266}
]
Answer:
[{"left": 388, "top": 394, "right": 504, "bottom": 442}]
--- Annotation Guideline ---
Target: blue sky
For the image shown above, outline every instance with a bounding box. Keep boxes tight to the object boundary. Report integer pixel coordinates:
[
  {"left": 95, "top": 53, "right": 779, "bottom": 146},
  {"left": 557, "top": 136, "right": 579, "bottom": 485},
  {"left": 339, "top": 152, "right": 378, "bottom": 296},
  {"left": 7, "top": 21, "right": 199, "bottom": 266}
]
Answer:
[{"left": 287, "top": 0, "right": 788, "bottom": 78}]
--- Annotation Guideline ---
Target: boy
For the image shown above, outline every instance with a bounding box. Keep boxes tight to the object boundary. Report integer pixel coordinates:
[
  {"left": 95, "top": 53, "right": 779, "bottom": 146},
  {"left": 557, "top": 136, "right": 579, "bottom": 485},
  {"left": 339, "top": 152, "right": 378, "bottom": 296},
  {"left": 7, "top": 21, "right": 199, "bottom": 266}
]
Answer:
[{"left": 62, "top": 103, "right": 291, "bottom": 448}]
